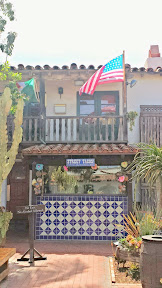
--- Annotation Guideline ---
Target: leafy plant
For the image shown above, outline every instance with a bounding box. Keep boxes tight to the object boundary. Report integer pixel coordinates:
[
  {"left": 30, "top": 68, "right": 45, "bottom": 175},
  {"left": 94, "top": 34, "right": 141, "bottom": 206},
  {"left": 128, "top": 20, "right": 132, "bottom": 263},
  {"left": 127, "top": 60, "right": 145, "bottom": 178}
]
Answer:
[
  {"left": 126, "top": 111, "right": 138, "bottom": 131},
  {"left": 0, "top": 207, "right": 13, "bottom": 244},
  {"left": 127, "top": 263, "right": 140, "bottom": 280},
  {"left": 119, "top": 235, "right": 142, "bottom": 252},
  {"left": 138, "top": 213, "right": 161, "bottom": 236},
  {"left": 50, "top": 166, "right": 78, "bottom": 193},
  {"left": 127, "top": 143, "right": 162, "bottom": 217},
  {"left": 0, "top": 62, "right": 28, "bottom": 114},
  {"left": 0, "top": 87, "right": 24, "bottom": 205},
  {"left": 0, "top": 0, "right": 16, "bottom": 56},
  {"left": 123, "top": 212, "right": 140, "bottom": 238}
]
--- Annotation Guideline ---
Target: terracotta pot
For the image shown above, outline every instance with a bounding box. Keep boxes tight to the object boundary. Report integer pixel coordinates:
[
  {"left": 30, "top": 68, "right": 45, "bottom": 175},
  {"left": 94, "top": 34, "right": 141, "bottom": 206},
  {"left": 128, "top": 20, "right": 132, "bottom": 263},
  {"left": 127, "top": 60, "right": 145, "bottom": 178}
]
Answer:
[{"left": 140, "top": 235, "right": 162, "bottom": 288}]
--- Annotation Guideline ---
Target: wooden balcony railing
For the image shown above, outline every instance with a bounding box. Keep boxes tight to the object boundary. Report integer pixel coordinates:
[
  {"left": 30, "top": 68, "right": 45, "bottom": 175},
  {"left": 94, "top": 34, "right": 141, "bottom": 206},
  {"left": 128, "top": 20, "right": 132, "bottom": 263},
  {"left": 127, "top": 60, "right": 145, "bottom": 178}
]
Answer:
[{"left": 7, "top": 115, "right": 127, "bottom": 144}]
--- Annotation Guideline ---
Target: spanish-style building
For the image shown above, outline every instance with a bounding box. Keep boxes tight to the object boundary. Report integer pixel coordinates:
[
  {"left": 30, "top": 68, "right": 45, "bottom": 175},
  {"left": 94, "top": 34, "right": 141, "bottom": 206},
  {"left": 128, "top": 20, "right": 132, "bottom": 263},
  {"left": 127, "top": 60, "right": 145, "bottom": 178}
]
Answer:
[{"left": 2, "top": 45, "right": 162, "bottom": 241}]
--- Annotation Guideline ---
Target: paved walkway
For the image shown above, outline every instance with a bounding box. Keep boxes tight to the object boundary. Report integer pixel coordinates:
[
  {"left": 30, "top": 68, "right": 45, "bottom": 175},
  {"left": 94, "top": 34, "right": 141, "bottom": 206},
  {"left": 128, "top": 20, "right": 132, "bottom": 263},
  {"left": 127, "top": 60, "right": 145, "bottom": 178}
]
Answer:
[
  {"left": 112, "top": 285, "right": 142, "bottom": 288},
  {"left": 1, "top": 230, "right": 142, "bottom": 288},
  {"left": 1, "top": 231, "right": 112, "bottom": 288}
]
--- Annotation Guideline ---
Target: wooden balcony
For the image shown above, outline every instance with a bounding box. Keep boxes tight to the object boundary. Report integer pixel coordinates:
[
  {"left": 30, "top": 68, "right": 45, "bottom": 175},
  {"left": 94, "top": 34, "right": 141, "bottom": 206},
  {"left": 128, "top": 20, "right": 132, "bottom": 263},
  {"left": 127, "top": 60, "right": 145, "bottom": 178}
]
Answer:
[
  {"left": 7, "top": 115, "right": 127, "bottom": 144},
  {"left": 140, "top": 105, "right": 162, "bottom": 146}
]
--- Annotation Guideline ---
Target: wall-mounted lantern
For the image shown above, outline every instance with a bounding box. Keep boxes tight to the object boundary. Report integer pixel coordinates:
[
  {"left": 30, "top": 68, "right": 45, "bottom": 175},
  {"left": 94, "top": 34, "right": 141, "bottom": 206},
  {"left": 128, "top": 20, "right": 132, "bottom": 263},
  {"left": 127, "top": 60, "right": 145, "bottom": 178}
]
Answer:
[{"left": 126, "top": 79, "right": 137, "bottom": 88}]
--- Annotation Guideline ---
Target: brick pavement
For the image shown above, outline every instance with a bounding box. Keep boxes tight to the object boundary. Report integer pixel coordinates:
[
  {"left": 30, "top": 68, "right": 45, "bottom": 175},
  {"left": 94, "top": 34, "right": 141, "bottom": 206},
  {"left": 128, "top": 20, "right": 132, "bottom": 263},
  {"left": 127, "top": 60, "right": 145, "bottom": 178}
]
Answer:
[
  {"left": 1, "top": 231, "right": 112, "bottom": 288},
  {"left": 0, "top": 230, "right": 142, "bottom": 288},
  {"left": 112, "top": 285, "right": 142, "bottom": 288}
]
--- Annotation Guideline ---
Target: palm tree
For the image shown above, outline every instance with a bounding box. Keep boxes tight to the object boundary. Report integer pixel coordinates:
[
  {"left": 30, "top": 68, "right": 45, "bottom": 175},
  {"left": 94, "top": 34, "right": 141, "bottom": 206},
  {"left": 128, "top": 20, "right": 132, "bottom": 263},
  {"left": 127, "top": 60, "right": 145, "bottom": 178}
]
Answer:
[{"left": 128, "top": 143, "right": 162, "bottom": 218}]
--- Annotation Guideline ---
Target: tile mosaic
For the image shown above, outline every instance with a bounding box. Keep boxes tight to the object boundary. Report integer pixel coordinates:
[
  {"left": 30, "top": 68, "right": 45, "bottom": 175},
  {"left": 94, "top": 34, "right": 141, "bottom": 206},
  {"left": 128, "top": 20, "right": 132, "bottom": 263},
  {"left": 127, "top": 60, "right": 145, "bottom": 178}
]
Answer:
[{"left": 36, "top": 195, "right": 128, "bottom": 241}]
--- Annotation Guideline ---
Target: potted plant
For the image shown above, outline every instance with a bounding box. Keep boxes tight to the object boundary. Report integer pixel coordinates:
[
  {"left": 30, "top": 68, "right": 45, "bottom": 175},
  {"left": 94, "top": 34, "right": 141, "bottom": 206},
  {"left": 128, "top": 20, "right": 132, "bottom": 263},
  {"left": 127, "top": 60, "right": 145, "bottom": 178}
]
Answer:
[
  {"left": 126, "top": 111, "right": 138, "bottom": 131},
  {"left": 0, "top": 207, "right": 13, "bottom": 247}
]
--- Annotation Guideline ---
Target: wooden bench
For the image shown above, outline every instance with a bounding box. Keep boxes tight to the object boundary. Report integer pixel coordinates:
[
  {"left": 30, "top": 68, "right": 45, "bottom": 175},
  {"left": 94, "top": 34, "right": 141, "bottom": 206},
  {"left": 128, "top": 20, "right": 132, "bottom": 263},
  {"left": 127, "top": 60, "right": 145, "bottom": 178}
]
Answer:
[{"left": 0, "top": 248, "right": 16, "bottom": 282}]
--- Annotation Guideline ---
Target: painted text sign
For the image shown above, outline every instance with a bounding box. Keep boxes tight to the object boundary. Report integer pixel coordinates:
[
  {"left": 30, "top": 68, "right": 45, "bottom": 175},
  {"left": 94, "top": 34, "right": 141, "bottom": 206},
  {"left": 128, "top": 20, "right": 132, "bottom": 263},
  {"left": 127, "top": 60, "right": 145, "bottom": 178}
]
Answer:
[
  {"left": 66, "top": 158, "right": 95, "bottom": 167},
  {"left": 16, "top": 205, "right": 45, "bottom": 214}
]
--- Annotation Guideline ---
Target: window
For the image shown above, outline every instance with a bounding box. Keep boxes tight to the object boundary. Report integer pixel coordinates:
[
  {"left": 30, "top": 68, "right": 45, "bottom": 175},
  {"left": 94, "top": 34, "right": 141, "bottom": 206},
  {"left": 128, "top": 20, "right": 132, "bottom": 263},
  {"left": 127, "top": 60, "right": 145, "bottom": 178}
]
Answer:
[
  {"left": 24, "top": 103, "right": 41, "bottom": 116},
  {"left": 101, "top": 94, "right": 116, "bottom": 115},
  {"left": 79, "top": 95, "right": 94, "bottom": 116},
  {"left": 33, "top": 165, "right": 128, "bottom": 196},
  {"left": 77, "top": 91, "right": 119, "bottom": 116}
]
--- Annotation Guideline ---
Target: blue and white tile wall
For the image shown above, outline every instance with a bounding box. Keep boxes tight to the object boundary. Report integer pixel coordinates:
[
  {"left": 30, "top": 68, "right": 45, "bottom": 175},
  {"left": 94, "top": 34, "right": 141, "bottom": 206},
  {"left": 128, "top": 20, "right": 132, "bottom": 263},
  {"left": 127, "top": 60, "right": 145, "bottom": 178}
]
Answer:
[{"left": 36, "top": 195, "right": 128, "bottom": 241}]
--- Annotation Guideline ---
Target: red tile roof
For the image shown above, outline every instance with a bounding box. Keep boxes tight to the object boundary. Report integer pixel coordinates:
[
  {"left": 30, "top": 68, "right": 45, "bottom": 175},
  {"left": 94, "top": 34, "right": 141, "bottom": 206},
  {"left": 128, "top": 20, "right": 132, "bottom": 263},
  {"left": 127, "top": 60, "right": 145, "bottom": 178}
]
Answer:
[
  {"left": 22, "top": 144, "right": 137, "bottom": 156},
  {"left": 9, "top": 63, "right": 162, "bottom": 73}
]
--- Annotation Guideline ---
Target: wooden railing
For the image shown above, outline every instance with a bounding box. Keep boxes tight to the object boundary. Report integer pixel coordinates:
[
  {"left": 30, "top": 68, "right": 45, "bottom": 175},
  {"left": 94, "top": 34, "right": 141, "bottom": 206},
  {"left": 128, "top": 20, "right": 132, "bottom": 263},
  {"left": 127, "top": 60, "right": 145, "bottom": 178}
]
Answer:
[
  {"left": 140, "top": 105, "right": 162, "bottom": 146},
  {"left": 7, "top": 115, "right": 127, "bottom": 144},
  {"left": 7, "top": 116, "right": 41, "bottom": 143}
]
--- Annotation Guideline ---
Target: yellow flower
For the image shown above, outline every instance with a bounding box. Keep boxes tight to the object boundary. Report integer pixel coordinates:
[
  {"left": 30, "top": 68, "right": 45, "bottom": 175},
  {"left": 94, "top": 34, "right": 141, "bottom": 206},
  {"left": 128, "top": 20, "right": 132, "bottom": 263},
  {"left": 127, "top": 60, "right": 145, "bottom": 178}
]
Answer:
[{"left": 126, "top": 235, "right": 133, "bottom": 242}]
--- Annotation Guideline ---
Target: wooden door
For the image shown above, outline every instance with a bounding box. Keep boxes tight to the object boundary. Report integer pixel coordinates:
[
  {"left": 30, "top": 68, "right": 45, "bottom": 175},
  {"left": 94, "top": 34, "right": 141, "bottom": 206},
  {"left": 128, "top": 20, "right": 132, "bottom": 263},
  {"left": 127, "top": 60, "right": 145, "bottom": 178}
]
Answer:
[{"left": 7, "top": 162, "right": 29, "bottom": 218}]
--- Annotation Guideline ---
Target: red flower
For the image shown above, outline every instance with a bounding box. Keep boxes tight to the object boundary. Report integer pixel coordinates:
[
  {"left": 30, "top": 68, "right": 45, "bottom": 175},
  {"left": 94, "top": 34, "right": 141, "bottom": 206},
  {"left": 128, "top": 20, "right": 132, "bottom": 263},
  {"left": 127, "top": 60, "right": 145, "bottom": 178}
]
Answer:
[{"left": 118, "top": 176, "right": 125, "bottom": 182}]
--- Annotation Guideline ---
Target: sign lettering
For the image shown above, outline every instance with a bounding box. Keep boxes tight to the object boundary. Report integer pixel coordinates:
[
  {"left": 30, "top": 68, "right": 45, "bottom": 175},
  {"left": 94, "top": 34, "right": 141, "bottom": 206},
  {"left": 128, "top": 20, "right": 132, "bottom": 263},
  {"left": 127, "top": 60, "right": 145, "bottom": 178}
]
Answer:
[
  {"left": 66, "top": 158, "right": 95, "bottom": 167},
  {"left": 16, "top": 205, "right": 45, "bottom": 214}
]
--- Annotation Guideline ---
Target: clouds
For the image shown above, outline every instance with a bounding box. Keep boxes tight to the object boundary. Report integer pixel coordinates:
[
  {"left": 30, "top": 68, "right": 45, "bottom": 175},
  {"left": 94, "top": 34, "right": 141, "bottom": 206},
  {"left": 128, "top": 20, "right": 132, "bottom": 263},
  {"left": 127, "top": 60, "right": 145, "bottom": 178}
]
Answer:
[{"left": 6, "top": 0, "right": 162, "bottom": 67}]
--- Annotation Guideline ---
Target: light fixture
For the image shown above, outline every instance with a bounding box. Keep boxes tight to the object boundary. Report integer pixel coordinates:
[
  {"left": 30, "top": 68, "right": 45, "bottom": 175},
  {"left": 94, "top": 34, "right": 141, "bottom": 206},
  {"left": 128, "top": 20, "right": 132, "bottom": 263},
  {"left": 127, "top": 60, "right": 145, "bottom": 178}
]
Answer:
[
  {"left": 58, "top": 87, "right": 63, "bottom": 99},
  {"left": 126, "top": 79, "right": 137, "bottom": 88}
]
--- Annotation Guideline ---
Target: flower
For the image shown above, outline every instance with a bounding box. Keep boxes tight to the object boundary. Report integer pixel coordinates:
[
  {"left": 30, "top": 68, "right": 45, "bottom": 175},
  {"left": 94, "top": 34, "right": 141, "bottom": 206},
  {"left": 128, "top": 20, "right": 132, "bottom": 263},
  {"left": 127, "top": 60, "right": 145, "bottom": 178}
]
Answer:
[
  {"left": 32, "top": 179, "right": 37, "bottom": 186},
  {"left": 118, "top": 176, "right": 125, "bottom": 183},
  {"left": 91, "top": 164, "right": 98, "bottom": 170},
  {"left": 126, "top": 235, "right": 134, "bottom": 242},
  {"left": 64, "top": 166, "right": 68, "bottom": 171},
  {"left": 121, "top": 162, "right": 128, "bottom": 168}
]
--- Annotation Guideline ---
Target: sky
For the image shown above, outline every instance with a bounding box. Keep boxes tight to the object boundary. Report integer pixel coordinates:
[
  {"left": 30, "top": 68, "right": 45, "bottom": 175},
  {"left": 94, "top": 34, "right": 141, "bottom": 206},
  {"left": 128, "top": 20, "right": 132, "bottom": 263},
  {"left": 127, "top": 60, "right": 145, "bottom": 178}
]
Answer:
[{"left": 2, "top": 0, "right": 162, "bottom": 68}]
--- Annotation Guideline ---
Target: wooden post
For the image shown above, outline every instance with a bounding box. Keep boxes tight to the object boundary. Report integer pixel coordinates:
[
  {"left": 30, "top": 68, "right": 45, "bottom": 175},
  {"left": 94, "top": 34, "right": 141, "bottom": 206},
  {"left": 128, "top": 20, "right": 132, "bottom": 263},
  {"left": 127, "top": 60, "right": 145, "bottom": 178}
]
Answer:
[
  {"left": 29, "top": 212, "right": 35, "bottom": 264},
  {"left": 123, "top": 50, "right": 127, "bottom": 111},
  {"left": 39, "top": 76, "right": 46, "bottom": 142},
  {"left": 29, "top": 170, "right": 32, "bottom": 206},
  {"left": 123, "top": 51, "right": 128, "bottom": 142},
  {"left": 128, "top": 173, "right": 133, "bottom": 213}
]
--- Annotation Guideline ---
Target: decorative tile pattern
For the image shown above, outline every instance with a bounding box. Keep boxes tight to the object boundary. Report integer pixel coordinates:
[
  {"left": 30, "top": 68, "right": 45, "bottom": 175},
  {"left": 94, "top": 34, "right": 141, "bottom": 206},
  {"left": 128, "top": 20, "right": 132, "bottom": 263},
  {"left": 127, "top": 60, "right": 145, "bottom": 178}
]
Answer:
[{"left": 36, "top": 195, "right": 128, "bottom": 241}]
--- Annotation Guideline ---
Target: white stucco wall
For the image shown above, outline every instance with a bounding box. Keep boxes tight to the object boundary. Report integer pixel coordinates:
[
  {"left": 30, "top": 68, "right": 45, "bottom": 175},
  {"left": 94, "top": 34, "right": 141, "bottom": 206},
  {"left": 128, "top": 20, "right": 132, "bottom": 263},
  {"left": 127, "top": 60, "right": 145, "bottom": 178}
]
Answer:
[
  {"left": 127, "top": 73, "right": 162, "bottom": 144},
  {"left": 45, "top": 76, "right": 123, "bottom": 117}
]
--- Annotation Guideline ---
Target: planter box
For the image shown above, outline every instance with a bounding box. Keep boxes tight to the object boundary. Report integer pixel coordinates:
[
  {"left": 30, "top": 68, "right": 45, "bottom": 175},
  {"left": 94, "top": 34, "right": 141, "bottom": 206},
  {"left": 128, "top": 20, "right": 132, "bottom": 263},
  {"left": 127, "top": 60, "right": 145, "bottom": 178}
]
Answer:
[{"left": 115, "top": 246, "right": 140, "bottom": 263}]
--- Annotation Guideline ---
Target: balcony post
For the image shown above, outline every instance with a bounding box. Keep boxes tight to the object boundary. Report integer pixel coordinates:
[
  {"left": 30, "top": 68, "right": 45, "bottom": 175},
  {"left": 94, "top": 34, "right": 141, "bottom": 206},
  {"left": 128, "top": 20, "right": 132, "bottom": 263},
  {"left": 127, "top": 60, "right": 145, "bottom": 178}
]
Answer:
[
  {"left": 39, "top": 75, "right": 46, "bottom": 143},
  {"left": 123, "top": 114, "right": 128, "bottom": 142}
]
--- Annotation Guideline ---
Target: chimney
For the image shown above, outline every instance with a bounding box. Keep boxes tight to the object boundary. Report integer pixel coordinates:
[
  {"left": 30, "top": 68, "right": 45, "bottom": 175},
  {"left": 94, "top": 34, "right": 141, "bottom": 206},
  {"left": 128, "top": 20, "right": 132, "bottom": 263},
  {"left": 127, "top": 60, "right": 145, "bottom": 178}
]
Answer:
[
  {"left": 149, "top": 45, "right": 160, "bottom": 58},
  {"left": 145, "top": 45, "right": 162, "bottom": 70}
]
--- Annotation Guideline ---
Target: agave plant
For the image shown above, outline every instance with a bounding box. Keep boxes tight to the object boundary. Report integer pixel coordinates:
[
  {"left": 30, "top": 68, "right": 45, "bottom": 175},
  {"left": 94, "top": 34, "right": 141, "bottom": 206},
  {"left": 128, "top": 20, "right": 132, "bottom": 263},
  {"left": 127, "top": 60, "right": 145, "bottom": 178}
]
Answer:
[
  {"left": 128, "top": 143, "right": 162, "bottom": 218},
  {"left": 123, "top": 213, "right": 140, "bottom": 238}
]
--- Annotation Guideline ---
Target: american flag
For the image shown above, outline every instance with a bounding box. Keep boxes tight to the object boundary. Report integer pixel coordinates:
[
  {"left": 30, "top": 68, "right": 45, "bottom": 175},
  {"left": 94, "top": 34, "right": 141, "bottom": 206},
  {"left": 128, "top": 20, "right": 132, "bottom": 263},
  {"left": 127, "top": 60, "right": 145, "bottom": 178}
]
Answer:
[{"left": 79, "top": 54, "right": 124, "bottom": 96}]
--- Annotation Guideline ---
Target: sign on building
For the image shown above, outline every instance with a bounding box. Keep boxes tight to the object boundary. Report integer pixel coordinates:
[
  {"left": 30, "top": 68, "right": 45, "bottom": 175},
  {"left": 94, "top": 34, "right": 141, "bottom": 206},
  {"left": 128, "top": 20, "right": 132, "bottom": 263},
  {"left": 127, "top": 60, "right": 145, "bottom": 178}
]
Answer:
[{"left": 66, "top": 158, "right": 95, "bottom": 167}]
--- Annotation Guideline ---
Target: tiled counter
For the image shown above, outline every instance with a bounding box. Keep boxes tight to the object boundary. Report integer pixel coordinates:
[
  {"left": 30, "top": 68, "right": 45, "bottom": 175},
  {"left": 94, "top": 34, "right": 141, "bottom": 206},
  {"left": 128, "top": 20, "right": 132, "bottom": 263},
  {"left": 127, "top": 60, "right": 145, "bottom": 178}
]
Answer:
[{"left": 36, "top": 195, "right": 128, "bottom": 241}]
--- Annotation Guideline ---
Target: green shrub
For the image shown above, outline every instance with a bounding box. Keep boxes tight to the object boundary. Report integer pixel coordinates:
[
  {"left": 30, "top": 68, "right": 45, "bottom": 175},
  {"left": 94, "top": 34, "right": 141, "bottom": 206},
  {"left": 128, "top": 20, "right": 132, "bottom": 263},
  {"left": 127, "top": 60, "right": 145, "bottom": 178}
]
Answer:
[
  {"left": 0, "top": 209, "right": 13, "bottom": 241},
  {"left": 127, "top": 263, "right": 140, "bottom": 280}
]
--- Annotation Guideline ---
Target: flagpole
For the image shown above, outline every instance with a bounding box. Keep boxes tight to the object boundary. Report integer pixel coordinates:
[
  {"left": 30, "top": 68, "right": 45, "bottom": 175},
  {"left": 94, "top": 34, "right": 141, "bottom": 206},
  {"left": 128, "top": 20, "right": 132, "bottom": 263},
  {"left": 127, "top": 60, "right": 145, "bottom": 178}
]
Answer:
[
  {"left": 123, "top": 50, "right": 127, "bottom": 112},
  {"left": 123, "top": 50, "right": 127, "bottom": 141}
]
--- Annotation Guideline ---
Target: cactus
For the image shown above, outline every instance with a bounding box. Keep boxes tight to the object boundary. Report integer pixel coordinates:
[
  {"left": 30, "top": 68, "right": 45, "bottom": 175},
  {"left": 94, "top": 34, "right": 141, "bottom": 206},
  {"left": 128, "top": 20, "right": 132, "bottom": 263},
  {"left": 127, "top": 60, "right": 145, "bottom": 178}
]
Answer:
[{"left": 0, "top": 87, "right": 24, "bottom": 205}]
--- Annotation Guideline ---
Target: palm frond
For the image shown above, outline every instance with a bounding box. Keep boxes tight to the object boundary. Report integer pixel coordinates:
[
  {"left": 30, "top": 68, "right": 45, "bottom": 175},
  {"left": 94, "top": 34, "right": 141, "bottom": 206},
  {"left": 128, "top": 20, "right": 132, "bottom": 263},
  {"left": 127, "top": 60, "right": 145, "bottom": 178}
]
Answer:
[{"left": 127, "top": 143, "right": 162, "bottom": 185}]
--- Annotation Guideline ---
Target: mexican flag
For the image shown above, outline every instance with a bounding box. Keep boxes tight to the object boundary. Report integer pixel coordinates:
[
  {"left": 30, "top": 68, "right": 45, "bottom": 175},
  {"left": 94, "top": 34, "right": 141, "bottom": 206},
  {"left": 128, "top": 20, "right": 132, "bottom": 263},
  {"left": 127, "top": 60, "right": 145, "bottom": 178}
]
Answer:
[{"left": 16, "top": 78, "right": 39, "bottom": 103}]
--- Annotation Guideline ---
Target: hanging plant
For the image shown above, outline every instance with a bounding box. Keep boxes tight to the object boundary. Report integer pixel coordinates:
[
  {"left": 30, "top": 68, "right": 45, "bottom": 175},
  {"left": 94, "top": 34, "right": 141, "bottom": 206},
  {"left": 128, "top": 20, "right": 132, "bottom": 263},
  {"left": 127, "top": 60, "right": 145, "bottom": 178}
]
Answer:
[{"left": 126, "top": 111, "right": 138, "bottom": 131}]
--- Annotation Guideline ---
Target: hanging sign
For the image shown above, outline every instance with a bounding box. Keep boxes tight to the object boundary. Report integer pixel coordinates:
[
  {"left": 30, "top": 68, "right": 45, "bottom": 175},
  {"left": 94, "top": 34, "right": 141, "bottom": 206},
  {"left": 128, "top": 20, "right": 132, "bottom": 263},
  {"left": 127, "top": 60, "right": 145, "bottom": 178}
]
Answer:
[
  {"left": 66, "top": 158, "right": 95, "bottom": 167},
  {"left": 16, "top": 205, "right": 45, "bottom": 214}
]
